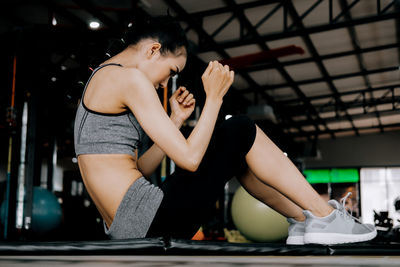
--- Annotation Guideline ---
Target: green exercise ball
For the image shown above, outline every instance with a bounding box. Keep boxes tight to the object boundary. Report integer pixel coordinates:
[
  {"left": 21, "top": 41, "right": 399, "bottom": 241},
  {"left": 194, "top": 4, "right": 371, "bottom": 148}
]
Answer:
[
  {"left": 0, "top": 187, "right": 62, "bottom": 235},
  {"left": 31, "top": 187, "right": 62, "bottom": 234},
  {"left": 231, "top": 186, "right": 289, "bottom": 242}
]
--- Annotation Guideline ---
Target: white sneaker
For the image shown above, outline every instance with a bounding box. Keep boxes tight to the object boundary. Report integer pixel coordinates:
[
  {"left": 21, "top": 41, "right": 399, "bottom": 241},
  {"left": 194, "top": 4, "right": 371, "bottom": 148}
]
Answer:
[
  {"left": 286, "top": 218, "right": 305, "bottom": 245},
  {"left": 303, "top": 192, "right": 377, "bottom": 245}
]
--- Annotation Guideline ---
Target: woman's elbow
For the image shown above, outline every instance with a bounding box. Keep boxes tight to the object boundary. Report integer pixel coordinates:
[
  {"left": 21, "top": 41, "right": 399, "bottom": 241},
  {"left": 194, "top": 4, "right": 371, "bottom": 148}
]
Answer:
[
  {"left": 186, "top": 162, "right": 199, "bottom": 172},
  {"left": 179, "top": 156, "right": 200, "bottom": 172}
]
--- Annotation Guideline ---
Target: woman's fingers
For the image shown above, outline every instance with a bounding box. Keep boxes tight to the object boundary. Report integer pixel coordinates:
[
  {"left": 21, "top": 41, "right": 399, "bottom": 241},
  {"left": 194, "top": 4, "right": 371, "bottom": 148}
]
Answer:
[
  {"left": 171, "top": 86, "right": 185, "bottom": 98},
  {"left": 178, "top": 88, "right": 190, "bottom": 103},
  {"left": 230, "top": 70, "right": 235, "bottom": 83},
  {"left": 185, "top": 98, "right": 196, "bottom": 107},
  {"left": 171, "top": 86, "right": 195, "bottom": 106},
  {"left": 214, "top": 63, "right": 232, "bottom": 82},
  {"left": 183, "top": 93, "right": 194, "bottom": 105},
  {"left": 202, "top": 61, "right": 214, "bottom": 78}
]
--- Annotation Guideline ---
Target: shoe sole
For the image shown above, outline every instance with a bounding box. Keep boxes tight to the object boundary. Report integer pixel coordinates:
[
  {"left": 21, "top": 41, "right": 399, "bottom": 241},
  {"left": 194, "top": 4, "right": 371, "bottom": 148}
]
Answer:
[
  {"left": 304, "top": 229, "right": 377, "bottom": 245},
  {"left": 286, "top": 236, "right": 304, "bottom": 245}
]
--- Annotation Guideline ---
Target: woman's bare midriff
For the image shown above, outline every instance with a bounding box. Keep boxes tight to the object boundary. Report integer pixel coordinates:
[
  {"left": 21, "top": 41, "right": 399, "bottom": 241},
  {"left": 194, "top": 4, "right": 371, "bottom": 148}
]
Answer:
[{"left": 77, "top": 153, "right": 143, "bottom": 228}]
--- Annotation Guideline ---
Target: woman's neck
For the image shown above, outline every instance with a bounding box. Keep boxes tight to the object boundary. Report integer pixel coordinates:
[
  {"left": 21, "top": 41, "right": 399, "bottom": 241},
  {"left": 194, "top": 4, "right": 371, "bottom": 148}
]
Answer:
[{"left": 104, "top": 48, "right": 139, "bottom": 68}]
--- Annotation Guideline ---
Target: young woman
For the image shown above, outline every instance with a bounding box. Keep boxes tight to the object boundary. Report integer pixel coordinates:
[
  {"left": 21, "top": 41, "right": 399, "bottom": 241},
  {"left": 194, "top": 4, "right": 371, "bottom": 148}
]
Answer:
[{"left": 74, "top": 16, "right": 376, "bottom": 245}]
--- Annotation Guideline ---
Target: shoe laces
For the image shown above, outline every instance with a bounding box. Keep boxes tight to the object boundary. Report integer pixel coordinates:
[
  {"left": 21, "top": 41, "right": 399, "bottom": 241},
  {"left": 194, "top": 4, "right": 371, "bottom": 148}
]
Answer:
[{"left": 338, "top": 192, "right": 360, "bottom": 223}]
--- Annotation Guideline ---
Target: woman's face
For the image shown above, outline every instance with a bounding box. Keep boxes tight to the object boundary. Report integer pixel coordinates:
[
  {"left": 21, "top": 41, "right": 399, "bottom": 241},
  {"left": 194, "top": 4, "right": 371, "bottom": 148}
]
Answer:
[{"left": 139, "top": 43, "right": 187, "bottom": 90}]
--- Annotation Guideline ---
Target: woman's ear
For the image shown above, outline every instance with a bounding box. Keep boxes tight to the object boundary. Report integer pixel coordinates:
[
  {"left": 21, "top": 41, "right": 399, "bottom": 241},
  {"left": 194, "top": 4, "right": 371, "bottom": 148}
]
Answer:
[{"left": 147, "top": 42, "right": 162, "bottom": 58}]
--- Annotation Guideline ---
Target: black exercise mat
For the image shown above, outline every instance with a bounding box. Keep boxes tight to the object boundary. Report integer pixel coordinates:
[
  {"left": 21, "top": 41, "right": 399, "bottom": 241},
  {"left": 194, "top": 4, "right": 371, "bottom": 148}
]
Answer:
[
  {"left": 0, "top": 238, "right": 399, "bottom": 256},
  {"left": 327, "top": 242, "right": 400, "bottom": 255},
  {"left": 0, "top": 237, "right": 166, "bottom": 255},
  {"left": 168, "top": 239, "right": 328, "bottom": 255}
]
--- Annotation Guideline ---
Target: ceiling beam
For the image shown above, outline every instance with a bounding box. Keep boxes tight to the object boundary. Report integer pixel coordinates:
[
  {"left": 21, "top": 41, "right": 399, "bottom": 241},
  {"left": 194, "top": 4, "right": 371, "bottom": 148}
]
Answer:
[
  {"left": 224, "top": 0, "right": 333, "bottom": 138},
  {"left": 288, "top": 122, "right": 400, "bottom": 138},
  {"left": 199, "top": 11, "right": 400, "bottom": 52},
  {"left": 243, "top": 42, "right": 400, "bottom": 73},
  {"left": 165, "top": 0, "right": 310, "bottom": 139},
  {"left": 241, "top": 65, "right": 400, "bottom": 93},
  {"left": 283, "top": 95, "right": 400, "bottom": 116},
  {"left": 286, "top": 1, "right": 358, "bottom": 136},
  {"left": 180, "top": 0, "right": 281, "bottom": 19},
  {"left": 279, "top": 83, "right": 400, "bottom": 104},
  {"left": 394, "top": 0, "right": 400, "bottom": 67},
  {"left": 293, "top": 108, "right": 399, "bottom": 126},
  {"left": 339, "top": 0, "right": 384, "bottom": 132}
]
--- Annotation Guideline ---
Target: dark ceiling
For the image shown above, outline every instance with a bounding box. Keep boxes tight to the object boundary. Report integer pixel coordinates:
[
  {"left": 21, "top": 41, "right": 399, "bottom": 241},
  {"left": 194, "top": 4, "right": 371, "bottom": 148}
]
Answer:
[{"left": 1, "top": 0, "right": 400, "bottom": 159}]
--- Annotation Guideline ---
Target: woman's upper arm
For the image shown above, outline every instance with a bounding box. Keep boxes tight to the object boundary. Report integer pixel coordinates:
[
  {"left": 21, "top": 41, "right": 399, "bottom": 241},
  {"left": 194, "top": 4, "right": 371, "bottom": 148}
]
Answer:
[{"left": 116, "top": 69, "right": 196, "bottom": 170}]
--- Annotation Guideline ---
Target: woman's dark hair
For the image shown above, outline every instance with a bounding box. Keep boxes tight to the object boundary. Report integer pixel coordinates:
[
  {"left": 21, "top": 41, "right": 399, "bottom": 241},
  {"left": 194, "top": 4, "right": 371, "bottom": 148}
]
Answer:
[
  {"left": 124, "top": 15, "right": 188, "bottom": 55},
  {"left": 90, "top": 16, "right": 188, "bottom": 68}
]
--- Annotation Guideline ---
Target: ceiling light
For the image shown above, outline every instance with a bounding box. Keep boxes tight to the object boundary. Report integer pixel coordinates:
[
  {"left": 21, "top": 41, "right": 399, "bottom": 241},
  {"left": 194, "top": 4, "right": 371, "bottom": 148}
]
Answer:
[{"left": 89, "top": 21, "right": 100, "bottom": 29}]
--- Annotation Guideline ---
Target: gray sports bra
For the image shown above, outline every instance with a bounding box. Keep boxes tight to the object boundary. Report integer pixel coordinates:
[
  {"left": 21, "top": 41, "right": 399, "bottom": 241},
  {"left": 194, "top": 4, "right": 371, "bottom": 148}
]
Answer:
[{"left": 74, "top": 63, "right": 144, "bottom": 157}]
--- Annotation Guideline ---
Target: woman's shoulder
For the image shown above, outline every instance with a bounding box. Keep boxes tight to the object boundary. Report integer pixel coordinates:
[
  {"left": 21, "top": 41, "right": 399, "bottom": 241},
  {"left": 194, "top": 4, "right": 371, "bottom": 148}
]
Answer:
[
  {"left": 102, "top": 66, "right": 150, "bottom": 89},
  {"left": 84, "top": 65, "right": 151, "bottom": 112}
]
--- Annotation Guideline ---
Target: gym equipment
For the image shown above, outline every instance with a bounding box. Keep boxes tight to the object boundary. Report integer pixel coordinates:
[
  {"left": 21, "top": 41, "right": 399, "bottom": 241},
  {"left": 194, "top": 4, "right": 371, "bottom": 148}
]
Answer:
[
  {"left": 395, "top": 196, "right": 400, "bottom": 212},
  {"left": 1, "top": 187, "right": 62, "bottom": 235},
  {"left": 231, "top": 186, "right": 289, "bottom": 242},
  {"left": 30, "top": 186, "right": 62, "bottom": 234},
  {"left": 2, "top": 187, "right": 62, "bottom": 235},
  {"left": 15, "top": 102, "right": 28, "bottom": 231},
  {"left": 3, "top": 55, "right": 18, "bottom": 239}
]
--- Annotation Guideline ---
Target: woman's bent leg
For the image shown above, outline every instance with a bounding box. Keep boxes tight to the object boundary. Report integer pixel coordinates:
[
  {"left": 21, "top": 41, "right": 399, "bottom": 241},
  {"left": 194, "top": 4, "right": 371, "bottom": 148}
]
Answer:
[
  {"left": 245, "top": 126, "right": 333, "bottom": 217},
  {"left": 146, "top": 115, "right": 257, "bottom": 239},
  {"left": 238, "top": 168, "right": 304, "bottom": 221},
  {"left": 238, "top": 168, "right": 307, "bottom": 245},
  {"left": 245, "top": 126, "right": 376, "bottom": 245}
]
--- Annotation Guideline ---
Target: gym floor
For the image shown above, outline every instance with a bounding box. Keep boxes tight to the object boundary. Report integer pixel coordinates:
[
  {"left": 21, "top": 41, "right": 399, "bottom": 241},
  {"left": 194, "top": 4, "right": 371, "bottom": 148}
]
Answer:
[{"left": 1, "top": 255, "right": 400, "bottom": 267}]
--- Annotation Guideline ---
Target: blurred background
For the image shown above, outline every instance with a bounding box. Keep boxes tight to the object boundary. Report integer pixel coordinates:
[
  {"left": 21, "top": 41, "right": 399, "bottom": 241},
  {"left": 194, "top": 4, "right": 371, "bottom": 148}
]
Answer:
[{"left": 0, "top": 0, "right": 400, "bottom": 242}]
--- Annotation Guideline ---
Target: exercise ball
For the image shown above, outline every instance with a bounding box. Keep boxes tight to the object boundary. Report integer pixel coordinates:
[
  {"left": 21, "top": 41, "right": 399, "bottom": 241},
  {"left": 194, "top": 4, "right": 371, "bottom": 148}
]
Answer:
[
  {"left": 31, "top": 187, "right": 62, "bottom": 234},
  {"left": 231, "top": 186, "right": 289, "bottom": 242},
  {"left": 0, "top": 187, "right": 62, "bottom": 235}
]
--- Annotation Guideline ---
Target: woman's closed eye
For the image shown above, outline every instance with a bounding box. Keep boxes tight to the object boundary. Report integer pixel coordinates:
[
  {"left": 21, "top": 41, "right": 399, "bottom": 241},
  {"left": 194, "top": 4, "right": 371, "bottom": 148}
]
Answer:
[{"left": 170, "top": 66, "right": 180, "bottom": 77}]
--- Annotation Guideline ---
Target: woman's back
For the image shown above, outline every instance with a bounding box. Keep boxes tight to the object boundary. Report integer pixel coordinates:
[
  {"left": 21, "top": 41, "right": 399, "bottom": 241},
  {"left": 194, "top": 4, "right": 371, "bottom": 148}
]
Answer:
[
  {"left": 75, "top": 63, "right": 147, "bottom": 228},
  {"left": 74, "top": 63, "right": 145, "bottom": 158}
]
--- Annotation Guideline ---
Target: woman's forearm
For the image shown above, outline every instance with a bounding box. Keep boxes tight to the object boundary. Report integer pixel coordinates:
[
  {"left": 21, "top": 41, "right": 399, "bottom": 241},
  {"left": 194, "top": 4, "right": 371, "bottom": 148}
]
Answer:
[
  {"left": 137, "top": 144, "right": 166, "bottom": 177},
  {"left": 184, "top": 98, "right": 222, "bottom": 171},
  {"left": 179, "top": 61, "right": 232, "bottom": 171}
]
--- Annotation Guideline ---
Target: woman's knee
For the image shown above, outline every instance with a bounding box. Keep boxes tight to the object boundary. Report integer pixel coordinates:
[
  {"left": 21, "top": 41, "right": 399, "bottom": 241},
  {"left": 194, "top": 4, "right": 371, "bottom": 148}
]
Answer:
[
  {"left": 219, "top": 115, "right": 256, "bottom": 139},
  {"left": 217, "top": 115, "right": 257, "bottom": 153}
]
